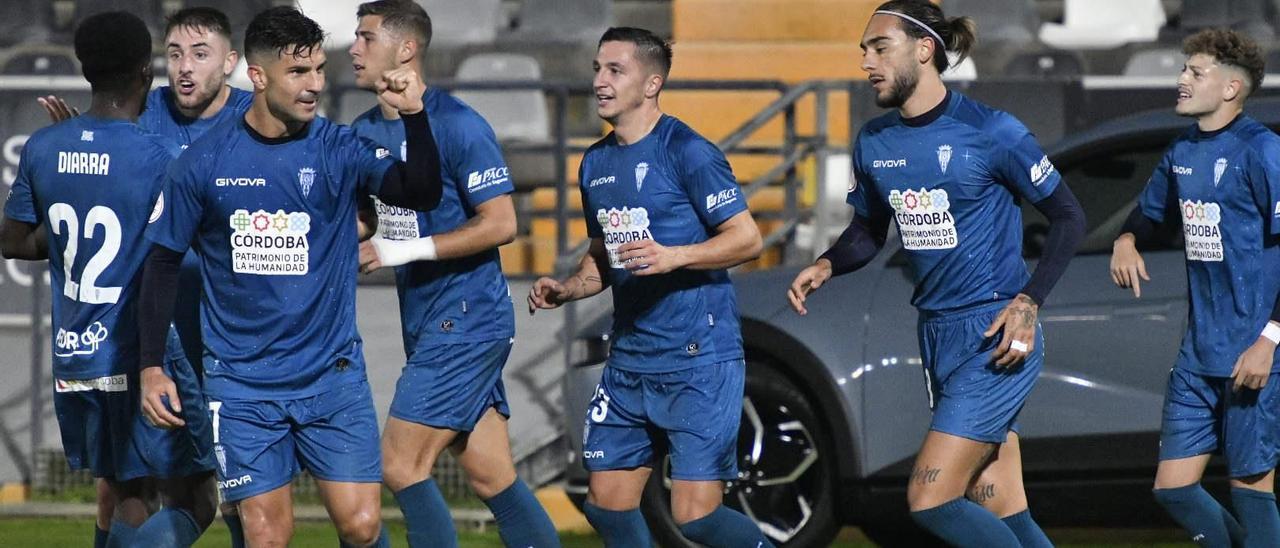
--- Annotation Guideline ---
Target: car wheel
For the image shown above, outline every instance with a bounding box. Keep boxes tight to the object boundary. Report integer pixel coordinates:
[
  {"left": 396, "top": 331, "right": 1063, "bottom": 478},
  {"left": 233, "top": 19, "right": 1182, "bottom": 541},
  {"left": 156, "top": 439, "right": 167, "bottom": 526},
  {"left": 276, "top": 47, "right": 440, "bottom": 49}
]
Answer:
[{"left": 638, "top": 361, "right": 840, "bottom": 547}]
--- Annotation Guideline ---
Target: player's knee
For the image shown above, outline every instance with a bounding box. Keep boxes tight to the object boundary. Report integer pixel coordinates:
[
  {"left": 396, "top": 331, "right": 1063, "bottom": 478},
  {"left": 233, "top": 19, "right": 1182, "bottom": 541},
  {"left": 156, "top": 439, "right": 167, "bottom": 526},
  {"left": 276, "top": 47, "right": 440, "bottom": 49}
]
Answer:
[
  {"left": 465, "top": 465, "right": 516, "bottom": 500},
  {"left": 907, "top": 478, "right": 949, "bottom": 512},
  {"left": 335, "top": 510, "right": 382, "bottom": 546},
  {"left": 241, "top": 512, "right": 292, "bottom": 547},
  {"left": 382, "top": 454, "right": 433, "bottom": 492}
]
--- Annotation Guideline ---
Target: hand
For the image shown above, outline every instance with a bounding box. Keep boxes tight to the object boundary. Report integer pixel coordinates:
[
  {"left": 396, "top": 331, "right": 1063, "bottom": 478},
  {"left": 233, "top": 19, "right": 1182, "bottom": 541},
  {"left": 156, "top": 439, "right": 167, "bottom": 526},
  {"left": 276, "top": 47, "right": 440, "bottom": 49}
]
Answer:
[
  {"left": 1110, "top": 235, "right": 1150, "bottom": 298},
  {"left": 140, "top": 366, "right": 184, "bottom": 429},
  {"left": 356, "top": 209, "right": 377, "bottom": 242},
  {"left": 528, "top": 277, "right": 573, "bottom": 314},
  {"left": 377, "top": 67, "right": 425, "bottom": 114},
  {"left": 37, "top": 95, "right": 79, "bottom": 123},
  {"left": 616, "top": 240, "right": 686, "bottom": 276},
  {"left": 358, "top": 239, "right": 383, "bottom": 274},
  {"left": 788, "top": 259, "right": 834, "bottom": 316},
  {"left": 1231, "top": 335, "right": 1276, "bottom": 392},
  {"left": 983, "top": 294, "right": 1039, "bottom": 368}
]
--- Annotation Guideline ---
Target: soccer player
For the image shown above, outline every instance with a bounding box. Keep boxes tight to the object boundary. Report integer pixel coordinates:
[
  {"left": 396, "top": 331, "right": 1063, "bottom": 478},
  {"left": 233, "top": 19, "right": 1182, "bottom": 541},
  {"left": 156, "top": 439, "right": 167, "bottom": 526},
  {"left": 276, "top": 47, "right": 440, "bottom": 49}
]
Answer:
[
  {"left": 529, "top": 26, "right": 773, "bottom": 548},
  {"left": 0, "top": 12, "right": 217, "bottom": 548},
  {"left": 136, "top": 6, "right": 443, "bottom": 547},
  {"left": 786, "top": 1, "right": 1085, "bottom": 546},
  {"left": 1111, "top": 28, "right": 1280, "bottom": 547},
  {"left": 346, "top": 2, "right": 559, "bottom": 547}
]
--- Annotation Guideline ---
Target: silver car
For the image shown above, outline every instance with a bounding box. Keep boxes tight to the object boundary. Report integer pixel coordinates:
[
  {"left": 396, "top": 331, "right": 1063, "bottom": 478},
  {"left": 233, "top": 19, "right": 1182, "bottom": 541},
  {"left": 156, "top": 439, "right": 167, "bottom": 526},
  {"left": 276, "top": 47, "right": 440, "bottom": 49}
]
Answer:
[{"left": 561, "top": 100, "right": 1280, "bottom": 547}]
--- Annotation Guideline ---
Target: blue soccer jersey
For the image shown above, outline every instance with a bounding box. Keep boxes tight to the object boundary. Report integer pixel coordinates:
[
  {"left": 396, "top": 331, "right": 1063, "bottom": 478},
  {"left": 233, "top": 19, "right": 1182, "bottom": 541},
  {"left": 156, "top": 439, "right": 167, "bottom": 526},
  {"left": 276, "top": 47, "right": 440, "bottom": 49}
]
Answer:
[
  {"left": 145, "top": 116, "right": 397, "bottom": 399},
  {"left": 138, "top": 85, "right": 253, "bottom": 367},
  {"left": 848, "top": 91, "right": 1061, "bottom": 312},
  {"left": 138, "top": 86, "right": 253, "bottom": 150},
  {"left": 5, "top": 116, "right": 180, "bottom": 380},
  {"left": 579, "top": 115, "right": 747, "bottom": 372},
  {"left": 1137, "top": 115, "right": 1280, "bottom": 376},
  {"left": 350, "top": 89, "right": 515, "bottom": 357}
]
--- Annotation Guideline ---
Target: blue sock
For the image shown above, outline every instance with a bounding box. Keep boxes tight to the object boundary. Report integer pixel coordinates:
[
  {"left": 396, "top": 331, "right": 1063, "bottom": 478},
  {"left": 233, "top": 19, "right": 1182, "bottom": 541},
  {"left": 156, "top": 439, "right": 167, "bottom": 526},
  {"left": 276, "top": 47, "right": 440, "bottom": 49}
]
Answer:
[
  {"left": 394, "top": 478, "right": 458, "bottom": 548},
  {"left": 134, "top": 507, "right": 203, "bottom": 547},
  {"left": 94, "top": 525, "right": 109, "bottom": 548},
  {"left": 1001, "top": 510, "right": 1053, "bottom": 548},
  {"left": 105, "top": 519, "right": 138, "bottom": 548},
  {"left": 223, "top": 513, "right": 245, "bottom": 548},
  {"left": 1154, "top": 484, "right": 1240, "bottom": 547},
  {"left": 483, "top": 480, "right": 560, "bottom": 547},
  {"left": 678, "top": 505, "right": 774, "bottom": 548},
  {"left": 339, "top": 525, "right": 390, "bottom": 548},
  {"left": 910, "top": 497, "right": 1021, "bottom": 547},
  {"left": 1232, "top": 487, "right": 1280, "bottom": 548},
  {"left": 582, "top": 502, "right": 650, "bottom": 548}
]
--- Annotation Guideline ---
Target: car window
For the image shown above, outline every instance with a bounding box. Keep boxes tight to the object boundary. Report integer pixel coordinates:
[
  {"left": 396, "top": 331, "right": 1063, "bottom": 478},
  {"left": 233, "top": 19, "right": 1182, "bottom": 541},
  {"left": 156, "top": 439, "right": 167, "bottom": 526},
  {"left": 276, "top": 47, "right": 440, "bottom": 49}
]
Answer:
[{"left": 1021, "top": 144, "right": 1179, "bottom": 256}]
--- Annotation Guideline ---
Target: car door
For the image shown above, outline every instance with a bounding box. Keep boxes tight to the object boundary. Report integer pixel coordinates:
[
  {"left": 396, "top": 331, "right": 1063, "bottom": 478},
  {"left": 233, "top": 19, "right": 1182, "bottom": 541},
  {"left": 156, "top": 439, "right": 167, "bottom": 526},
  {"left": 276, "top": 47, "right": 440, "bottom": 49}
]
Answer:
[{"left": 1018, "top": 141, "right": 1189, "bottom": 475}]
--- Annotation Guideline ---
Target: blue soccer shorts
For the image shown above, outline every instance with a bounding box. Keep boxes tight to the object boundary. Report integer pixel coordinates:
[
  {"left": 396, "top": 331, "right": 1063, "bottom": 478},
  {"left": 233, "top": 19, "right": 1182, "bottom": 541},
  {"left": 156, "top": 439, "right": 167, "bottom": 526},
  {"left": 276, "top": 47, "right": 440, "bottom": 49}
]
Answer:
[
  {"left": 388, "top": 338, "right": 512, "bottom": 431},
  {"left": 209, "top": 379, "right": 381, "bottom": 502},
  {"left": 918, "top": 300, "right": 1044, "bottom": 444},
  {"left": 56, "top": 326, "right": 214, "bottom": 481},
  {"left": 1159, "top": 367, "right": 1280, "bottom": 478},
  {"left": 582, "top": 359, "right": 745, "bottom": 481}
]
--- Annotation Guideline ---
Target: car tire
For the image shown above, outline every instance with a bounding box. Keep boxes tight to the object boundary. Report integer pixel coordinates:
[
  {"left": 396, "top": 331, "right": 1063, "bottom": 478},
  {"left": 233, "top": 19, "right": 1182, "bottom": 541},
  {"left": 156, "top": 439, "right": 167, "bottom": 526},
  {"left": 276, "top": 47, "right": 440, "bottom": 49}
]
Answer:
[{"left": 636, "top": 360, "right": 841, "bottom": 547}]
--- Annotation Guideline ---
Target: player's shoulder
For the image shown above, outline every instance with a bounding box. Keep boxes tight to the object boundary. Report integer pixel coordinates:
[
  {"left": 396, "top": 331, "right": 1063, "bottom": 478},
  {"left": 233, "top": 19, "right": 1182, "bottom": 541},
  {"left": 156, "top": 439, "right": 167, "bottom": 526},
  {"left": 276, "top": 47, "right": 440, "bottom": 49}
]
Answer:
[
  {"left": 427, "top": 89, "right": 500, "bottom": 140},
  {"left": 657, "top": 115, "right": 724, "bottom": 169},
  {"left": 947, "top": 93, "right": 1032, "bottom": 144},
  {"left": 855, "top": 110, "right": 901, "bottom": 141},
  {"left": 227, "top": 87, "right": 254, "bottom": 111},
  {"left": 1233, "top": 115, "right": 1280, "bottom": 152}
]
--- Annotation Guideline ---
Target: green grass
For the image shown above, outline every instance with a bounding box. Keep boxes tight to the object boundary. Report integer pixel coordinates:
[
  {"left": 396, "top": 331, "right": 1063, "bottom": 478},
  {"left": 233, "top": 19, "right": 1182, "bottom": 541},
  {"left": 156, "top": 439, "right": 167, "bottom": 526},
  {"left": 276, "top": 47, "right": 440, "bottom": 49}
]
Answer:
[{"left": 0, "top": 518, "right": 1197, "bottom": 547}]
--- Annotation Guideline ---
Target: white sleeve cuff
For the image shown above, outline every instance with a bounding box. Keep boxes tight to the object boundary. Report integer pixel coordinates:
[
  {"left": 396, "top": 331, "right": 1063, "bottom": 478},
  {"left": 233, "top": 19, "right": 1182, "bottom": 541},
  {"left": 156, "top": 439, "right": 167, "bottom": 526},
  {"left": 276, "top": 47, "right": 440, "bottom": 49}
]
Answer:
[
  {"left": 370, "top": 236, "right": 436, "bottom": 267},
  {"left": 1262, "top": 322, "right": 1280, "bottom": 345}
]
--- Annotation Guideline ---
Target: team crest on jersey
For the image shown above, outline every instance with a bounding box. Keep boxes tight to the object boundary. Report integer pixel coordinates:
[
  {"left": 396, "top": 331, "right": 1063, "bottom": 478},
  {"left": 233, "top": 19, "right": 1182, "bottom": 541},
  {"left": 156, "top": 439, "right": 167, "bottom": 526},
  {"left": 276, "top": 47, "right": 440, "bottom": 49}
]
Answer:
[
  {"left": 1213, "top": 158, "right": 1228, "bottom": 186},
  {"left": 635, "top": 162, "right": 650, "bottom": 191},
  {"left": 1180, "top": 199, "right": 1223, "bottom": 262},
  {"left": 298, "top": 167, "right": 316, "bottom": 197},
  {"left": 936, "top": 145, "right": 952, "bottom": 174},
  {"left": 598, "top": 206, "right": 653, "bottom": 268},
  {"left": 888, "top": 188, "right": 958, "bottom": 250},
  {"left": 228, "top": 209, "right": 311, "bottom": 275}
]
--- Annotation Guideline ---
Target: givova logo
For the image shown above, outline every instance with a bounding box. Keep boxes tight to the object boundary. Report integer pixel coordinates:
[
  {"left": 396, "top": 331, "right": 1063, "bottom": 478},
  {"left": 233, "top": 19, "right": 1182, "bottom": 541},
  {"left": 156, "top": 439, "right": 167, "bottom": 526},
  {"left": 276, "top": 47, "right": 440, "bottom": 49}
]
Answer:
[
  {"left": 888, "top": 188, "right": 958, "bottom": 251},
  {"left": 228, "top": 209, "right": 311, "bottom": 275},
  {"left": 1180, "top": 199, "right": 1223, "bottom": 262},
  {"left": 218, "top": 474, "right": 252, "bottom": 490},
  {"left": 597, "top": 206, "right": 652, "bottom": 269}
]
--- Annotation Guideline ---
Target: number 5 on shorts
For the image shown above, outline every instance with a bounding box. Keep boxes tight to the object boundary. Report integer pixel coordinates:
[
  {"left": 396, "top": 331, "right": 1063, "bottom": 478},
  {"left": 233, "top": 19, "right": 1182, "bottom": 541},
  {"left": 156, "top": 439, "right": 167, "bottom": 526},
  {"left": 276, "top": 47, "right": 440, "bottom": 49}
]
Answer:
[{"left": 589, "top": 385, "right": 610, "bottom": 423}]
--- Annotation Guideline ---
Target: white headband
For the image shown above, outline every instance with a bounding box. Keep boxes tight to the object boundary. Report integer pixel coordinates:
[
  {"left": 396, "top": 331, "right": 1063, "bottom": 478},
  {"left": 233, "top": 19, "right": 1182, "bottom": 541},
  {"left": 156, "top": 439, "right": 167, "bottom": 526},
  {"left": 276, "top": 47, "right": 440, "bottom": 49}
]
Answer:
[{"left": 874, "top": 10, "right": 946, "bottom": 50}]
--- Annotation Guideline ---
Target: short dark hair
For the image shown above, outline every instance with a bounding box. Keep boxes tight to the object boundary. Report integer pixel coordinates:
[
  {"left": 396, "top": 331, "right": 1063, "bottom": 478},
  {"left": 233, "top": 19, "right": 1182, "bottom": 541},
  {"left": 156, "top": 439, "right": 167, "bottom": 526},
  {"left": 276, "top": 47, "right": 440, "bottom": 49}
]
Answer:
[
  {"left": 874, "top": 0, "right": 977, "bottom": 73},
  {"left": 599, "top": 27, "right": 672, "bottom": 79},
  {"left": 357, "top": 0, "right": 432, "bottom": 51},
  {"left": 1184, "top": 28, "right": 1266, "bottom": 94},
  {"left": 244, "top": 6, "right": 325, "bottom": 62},
  {"left": 165, "top": 6, "right": 233, "bottom": 43},
  {"left": 74, "top": 11, "right": 152, "bottom": 91}
]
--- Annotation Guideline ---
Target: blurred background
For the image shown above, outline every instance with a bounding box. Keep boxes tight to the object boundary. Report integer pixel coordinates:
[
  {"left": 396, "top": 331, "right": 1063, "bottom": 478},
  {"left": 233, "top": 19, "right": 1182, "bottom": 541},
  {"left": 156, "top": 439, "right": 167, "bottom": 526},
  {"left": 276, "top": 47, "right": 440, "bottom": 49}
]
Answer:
[{"left": 0, "top": 0, "right": 1274, "bottom": 546}]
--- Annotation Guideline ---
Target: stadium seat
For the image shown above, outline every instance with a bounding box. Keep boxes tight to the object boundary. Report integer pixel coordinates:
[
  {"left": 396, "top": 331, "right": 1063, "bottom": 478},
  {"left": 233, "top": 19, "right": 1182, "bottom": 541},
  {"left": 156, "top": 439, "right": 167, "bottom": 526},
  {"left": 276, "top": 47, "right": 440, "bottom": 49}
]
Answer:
[
  {"left": 1123, "top": 48, "right": 1183, "bottom": 78},
  {"left": 297, "top": 0, "right": 359, "bottom": 49},
  {"left": 1039, "top": 0, "right": 1165, "bottom": 49},
  {"left": 0, "top": 45, "right": 78, "bottom": 75},
  {"left": 943, "top": 53, "right": 978, "bottom": 82},
  {"left": 510, "top": 0, "right": 612, "bottom": 44},
  {"left": 945, "top": 0, "right": 1039, "bottom": 45},
  {"left": 1003, "top": 50, "right": 1086, "bottom": 79},
  {"left": 452, "top": 53, "right": 550, "bottom": 143},
  {"left": 421, "top": 0, "right": 502, "bottom": 46}
]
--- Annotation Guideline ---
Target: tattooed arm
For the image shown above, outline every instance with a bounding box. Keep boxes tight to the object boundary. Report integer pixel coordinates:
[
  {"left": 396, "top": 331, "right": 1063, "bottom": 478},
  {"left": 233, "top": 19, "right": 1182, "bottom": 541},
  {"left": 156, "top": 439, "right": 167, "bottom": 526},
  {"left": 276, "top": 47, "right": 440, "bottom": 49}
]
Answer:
[{"left": 528, "top": 238, "right": 610, "bottom": 313}]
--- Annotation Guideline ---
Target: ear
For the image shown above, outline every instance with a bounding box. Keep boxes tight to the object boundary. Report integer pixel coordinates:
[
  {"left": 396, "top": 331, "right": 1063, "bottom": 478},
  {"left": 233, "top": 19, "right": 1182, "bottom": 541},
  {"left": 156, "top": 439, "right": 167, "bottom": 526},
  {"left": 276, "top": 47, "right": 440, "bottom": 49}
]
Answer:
[
  {"left": 397, "top": 38, "right": 417, "bottom": 65},
  {"left": 224, "top": 49, "right": 240, "bottom": 77},
  {"left": 918, "top": 37, "right": 936, "bottom": 66},
  {"left": 247, "top": 63, "right": 267, "bottom": 91},
  {"left": 645, "top": 73, "right": 664, "bottom": 99}
]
